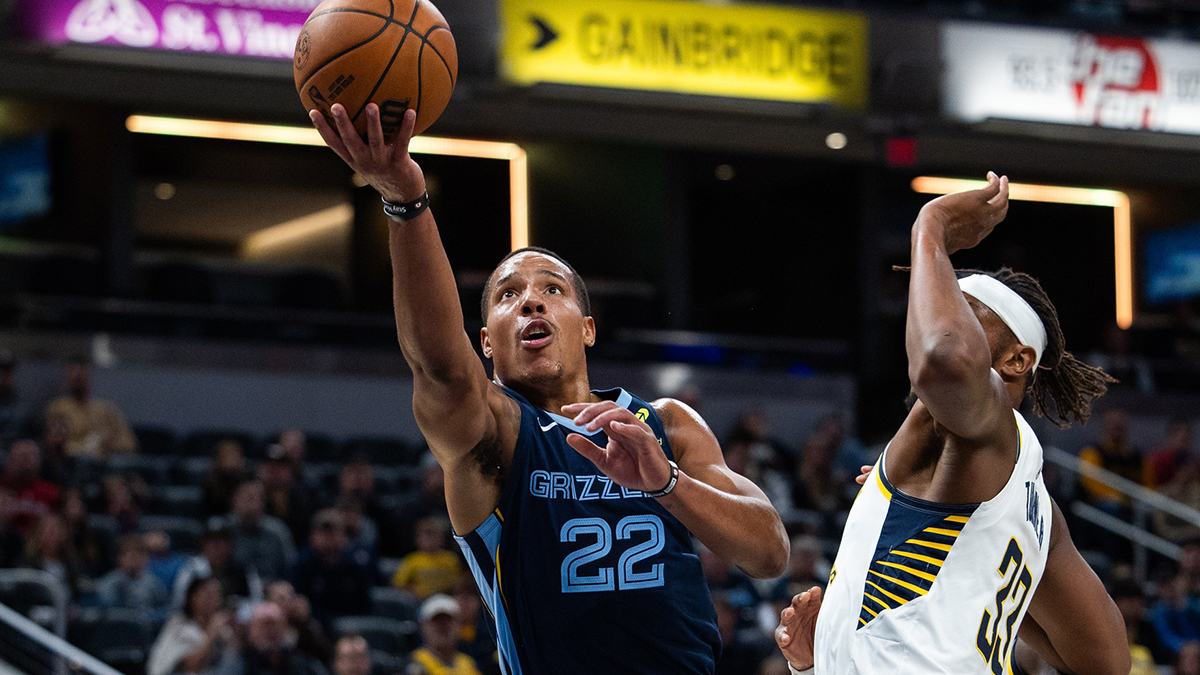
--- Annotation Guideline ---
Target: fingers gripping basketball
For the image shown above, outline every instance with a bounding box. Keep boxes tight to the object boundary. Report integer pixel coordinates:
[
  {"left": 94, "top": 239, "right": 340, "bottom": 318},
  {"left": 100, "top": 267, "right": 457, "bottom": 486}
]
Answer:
[{"left": 294, "top": 0, "right": 458, "bottom": 140}]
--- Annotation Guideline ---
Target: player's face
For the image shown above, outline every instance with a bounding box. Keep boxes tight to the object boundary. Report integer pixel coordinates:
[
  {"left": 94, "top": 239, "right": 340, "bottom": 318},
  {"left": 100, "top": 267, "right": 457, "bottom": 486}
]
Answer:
[{"left": 481, "top": 252, "right": 595, "bottom": 388}]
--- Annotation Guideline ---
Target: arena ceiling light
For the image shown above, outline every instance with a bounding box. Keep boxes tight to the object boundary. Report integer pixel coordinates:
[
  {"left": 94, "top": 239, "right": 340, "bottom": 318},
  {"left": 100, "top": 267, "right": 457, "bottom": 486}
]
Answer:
[
  {"left": 125, "top": 115, "right": 530, "bottom": 250},
  {"left": 911, "top": 176, "right": 1133, "bottom": 330}
]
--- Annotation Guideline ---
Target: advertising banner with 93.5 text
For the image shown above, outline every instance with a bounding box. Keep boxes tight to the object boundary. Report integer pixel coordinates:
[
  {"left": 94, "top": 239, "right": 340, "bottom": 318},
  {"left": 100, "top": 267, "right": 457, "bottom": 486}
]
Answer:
[
  {"left": 943, "top": 21, "right": 1200, "bottom": 135},
  {"left": 500, "top": 0, "right": 868, "bottom": 109}
]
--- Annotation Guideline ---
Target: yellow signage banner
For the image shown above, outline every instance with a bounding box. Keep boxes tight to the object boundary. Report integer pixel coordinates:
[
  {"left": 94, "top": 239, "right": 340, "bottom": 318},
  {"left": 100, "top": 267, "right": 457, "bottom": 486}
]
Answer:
[{"left": 500, "top": 0, "right": 868, "bottom": 108}]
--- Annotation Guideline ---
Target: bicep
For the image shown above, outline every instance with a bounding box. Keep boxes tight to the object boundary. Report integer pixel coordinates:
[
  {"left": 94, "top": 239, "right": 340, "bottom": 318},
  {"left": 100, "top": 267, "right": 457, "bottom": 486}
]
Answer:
[
  {"left": 412, "top": 367, "right": 503, "bottom": 463},
  {"left": 912, "top": 366, "right": 1010, "bottom": 441},
  {"left": 1024, "top": 501, "right": 1128, "bottom": 675}
]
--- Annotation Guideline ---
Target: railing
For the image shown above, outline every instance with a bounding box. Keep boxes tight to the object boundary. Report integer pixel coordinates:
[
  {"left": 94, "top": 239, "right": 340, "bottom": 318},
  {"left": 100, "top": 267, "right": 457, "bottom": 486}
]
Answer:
[
  {"left": 1044, "top": 445, "right": 1200, "bottom": 582},
  {"left": 0, "top": 572, "right": 121, "bottom": 675}
]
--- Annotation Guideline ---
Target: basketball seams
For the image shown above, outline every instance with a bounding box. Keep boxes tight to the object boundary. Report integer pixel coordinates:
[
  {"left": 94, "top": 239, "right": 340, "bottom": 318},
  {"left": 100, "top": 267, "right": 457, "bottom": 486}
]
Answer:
[
  {"left": 348, "top": 0, "right": 424, "bottom": 124},
  {"left": 415, "top": 36, "right": 425, "bottom": 119},
  {"left": 423, "top": 25, "right": 456, "bottom": 87},
  {"left": 296, "top": 9, "right": 392, "bottom": 92}
]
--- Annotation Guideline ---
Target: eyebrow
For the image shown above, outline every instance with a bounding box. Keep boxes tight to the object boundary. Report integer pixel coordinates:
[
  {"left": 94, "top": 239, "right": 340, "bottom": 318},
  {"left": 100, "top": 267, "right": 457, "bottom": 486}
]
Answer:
[{"left": 494, "top": 269, "right": 569, "bottom": 291}]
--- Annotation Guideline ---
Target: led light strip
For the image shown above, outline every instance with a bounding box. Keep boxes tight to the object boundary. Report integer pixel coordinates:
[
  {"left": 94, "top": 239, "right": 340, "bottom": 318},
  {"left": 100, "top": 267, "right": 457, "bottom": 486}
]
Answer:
[
  {"left": 911, "top": 176, "right": 1133, "bottom": 330},
  {"left": 126, "top": 115, "right": 529, "bottom": 250}
]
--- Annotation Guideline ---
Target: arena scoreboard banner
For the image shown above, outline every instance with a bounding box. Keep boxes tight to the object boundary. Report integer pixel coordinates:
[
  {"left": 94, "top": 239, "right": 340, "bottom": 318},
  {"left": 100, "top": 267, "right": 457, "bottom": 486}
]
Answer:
[
  {"left": 499, "top": 0, "right": 868, "bottom": 109},
  {"left": 942, "top": 21, "right": 1200, "bottom": 135},
  {"left": 14, "top": 0, "right": 317, "bottom": 60}
]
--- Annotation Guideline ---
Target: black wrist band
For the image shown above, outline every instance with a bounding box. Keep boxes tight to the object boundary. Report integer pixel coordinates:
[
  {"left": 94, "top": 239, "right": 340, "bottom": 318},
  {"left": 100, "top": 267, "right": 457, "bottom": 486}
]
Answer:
[
  {"left": 645, "top": 460, "right": 679, "bottom": 498},
  {"left": 382, "top": 191, "right": 430, "bottom": 221}
]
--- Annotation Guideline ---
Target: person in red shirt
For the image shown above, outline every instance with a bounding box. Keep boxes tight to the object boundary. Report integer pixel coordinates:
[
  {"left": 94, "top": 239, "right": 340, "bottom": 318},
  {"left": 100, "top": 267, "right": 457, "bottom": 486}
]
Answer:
[
  {"left": 1149, "top": 419, "right": 1196, "bottom": 488},
  {"left": 0, "top": 439, "right": 61, "bottom": 535}
]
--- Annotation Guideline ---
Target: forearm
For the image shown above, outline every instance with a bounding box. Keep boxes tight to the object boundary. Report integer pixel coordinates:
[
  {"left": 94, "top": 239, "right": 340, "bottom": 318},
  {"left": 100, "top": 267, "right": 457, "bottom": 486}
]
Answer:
[
  {"left": 907, "top": 217, "right": 990, "bottom": 378},
  {"left": 389, "top": 211, "right": 483, "bottom": 381},
  {"left": 657, "top": 472, "right": 789, "bottom": 578}
]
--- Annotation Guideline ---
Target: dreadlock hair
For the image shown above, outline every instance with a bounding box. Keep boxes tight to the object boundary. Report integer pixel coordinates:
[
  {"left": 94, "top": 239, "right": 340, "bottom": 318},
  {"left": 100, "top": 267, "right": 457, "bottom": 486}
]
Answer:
[
  {"left": 958, "top": 267, "right": 1115, "bottom": 428},
  {"left": 480, "top": 247, "right": 591, "bottom": 323}
]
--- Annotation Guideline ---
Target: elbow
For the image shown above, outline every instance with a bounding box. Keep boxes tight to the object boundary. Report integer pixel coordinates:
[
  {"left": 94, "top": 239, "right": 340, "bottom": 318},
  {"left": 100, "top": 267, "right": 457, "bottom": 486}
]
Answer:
[{"left": 744, "top": 525, "right": 791, "bottom": 580}]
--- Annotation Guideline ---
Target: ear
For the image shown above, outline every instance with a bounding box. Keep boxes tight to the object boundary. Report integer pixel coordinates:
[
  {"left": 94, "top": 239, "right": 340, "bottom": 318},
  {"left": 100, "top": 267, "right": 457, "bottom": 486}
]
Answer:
[
  {"left": 583, "top": 316, "right": 596, "bottom": 347},
  {"left": 998, "top": 344, "right": 1037, "bottom": 385},
  {"left": 480, "top": 327, "right": 493, "bottom": 359}
]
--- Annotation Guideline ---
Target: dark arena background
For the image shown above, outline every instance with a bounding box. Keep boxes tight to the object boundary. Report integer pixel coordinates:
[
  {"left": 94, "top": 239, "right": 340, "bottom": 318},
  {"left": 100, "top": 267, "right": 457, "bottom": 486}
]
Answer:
[{"left": 0, "top": 0, "right": 1199, "bottom": 674}]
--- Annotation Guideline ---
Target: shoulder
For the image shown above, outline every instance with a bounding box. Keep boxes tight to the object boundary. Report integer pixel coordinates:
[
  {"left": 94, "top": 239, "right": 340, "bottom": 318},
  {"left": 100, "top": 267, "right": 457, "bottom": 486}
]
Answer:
[{"left": 650, "top": 398, "right": 713, "bottom": 435}]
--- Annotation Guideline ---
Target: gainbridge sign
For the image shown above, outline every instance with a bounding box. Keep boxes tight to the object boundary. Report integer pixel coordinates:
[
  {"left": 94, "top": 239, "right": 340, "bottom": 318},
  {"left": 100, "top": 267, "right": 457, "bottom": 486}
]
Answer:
[
  {"left": 943, "top": 21, "right": 1200, "bottom": 135},
  {"left": 499, "top": 0, "right": 868, "bottom": 109}
]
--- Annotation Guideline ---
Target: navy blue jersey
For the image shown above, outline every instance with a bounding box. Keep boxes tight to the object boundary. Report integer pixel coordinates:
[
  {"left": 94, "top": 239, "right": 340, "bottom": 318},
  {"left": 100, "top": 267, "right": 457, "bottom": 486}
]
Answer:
[{"left": 454, "top": 387, "right": 720, "bottom": 675}]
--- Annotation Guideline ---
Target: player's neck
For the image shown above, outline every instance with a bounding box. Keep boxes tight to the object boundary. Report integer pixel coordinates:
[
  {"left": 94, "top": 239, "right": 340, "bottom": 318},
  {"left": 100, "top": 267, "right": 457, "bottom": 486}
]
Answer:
[{"left": 508, "top": 375, "right": 596, "bottom": 416}]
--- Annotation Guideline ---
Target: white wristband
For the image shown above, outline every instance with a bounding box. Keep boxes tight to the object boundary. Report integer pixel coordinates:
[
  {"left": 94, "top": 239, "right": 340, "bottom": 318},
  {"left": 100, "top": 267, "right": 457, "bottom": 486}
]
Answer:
[{"left": 787, "top": 664, "right": 814, "bottom": 675}]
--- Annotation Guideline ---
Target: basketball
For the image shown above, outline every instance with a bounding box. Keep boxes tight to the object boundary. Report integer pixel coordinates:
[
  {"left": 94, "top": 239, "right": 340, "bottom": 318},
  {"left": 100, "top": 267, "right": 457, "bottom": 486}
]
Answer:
[{"left": 293, "top": 0, "right": 458, "bottom": 139}]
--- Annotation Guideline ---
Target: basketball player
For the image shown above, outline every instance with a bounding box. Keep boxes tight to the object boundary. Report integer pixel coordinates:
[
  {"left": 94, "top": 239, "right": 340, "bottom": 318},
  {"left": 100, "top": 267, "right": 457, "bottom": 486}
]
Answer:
[
  {"left": 773, "top": 174, "right": 1128, "bottom": 675},
  {"left": 310, "top": 103, "right": 789, "bottom": 674}
]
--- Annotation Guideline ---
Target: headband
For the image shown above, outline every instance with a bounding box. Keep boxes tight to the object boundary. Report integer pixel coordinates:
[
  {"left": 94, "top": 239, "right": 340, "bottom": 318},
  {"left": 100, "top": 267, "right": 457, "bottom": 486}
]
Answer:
[{"left": 958, "top": 274, "right": 1047, "bottom": 368}]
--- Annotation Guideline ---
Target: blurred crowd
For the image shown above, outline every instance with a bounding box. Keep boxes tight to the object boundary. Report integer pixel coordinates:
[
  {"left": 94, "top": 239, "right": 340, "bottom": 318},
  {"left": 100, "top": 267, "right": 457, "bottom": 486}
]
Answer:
[{"left": 6, "top": 352, "right": 1200, "bottom": 675}]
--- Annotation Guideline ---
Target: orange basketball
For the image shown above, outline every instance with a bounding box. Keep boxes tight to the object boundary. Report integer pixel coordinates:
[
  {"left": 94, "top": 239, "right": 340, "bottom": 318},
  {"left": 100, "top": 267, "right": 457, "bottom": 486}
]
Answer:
[{"left": 293, "top": 0, "right": 457, "bottom": 139}]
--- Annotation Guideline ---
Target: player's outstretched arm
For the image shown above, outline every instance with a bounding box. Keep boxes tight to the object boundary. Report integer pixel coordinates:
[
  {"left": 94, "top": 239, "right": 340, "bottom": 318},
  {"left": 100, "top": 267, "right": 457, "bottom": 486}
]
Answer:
[
  {"left": 907, "top": 172, "right": 1012, "bottom": 440},
  {"left": 562, "top": 399, "right": 789, "bottom": 578},
  {"left": 312, "top": 104, "right": 510, "bottom": 529},
  {"left": 1018, "top": 501, "right": 1129, "bottom": 675}
]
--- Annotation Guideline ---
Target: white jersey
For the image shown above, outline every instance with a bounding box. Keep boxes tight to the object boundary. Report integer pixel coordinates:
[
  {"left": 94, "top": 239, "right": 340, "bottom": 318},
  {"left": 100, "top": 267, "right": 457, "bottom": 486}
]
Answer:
[{"left": 815, "top": 410, "right": 1052, "bottom": 675}]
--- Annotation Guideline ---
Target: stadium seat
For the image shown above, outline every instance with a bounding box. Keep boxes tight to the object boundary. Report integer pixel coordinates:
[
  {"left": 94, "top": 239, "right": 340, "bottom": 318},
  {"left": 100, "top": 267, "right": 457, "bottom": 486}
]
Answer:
[
  {"left": 332, "top": 616, "right": 419, "bottom": 656},
  {"left": 106, "top": 455, "right": 171, "bottom": 485},
  {"left": 370, "top": 649, "right": 408, "bottom": 675},
  {"left": 0, "top": 572, "right": 67, "bottom": 629},
  {"left": 148, "top": 485, "right": 205, "bottom": 520},
  {"left": 132, "top": 426, "right": 177, "bottom": 456},
  {"left": 169, "top": 457, "right": 211, "bottom": 486},
  {"left": 81, "top": 608, "right": 155, "bottom": 675},
  {"left": 139, "top": 516, "right": 203, "bottom": 554},
  {"left": 370, "top": 587, "right": 419, "bottom": 622},
  {"left": 180, "top": 430, "right": 255, "bottom": 458},
  {"left": 340, "top": 437, "right": 410, "bottom": 466}
]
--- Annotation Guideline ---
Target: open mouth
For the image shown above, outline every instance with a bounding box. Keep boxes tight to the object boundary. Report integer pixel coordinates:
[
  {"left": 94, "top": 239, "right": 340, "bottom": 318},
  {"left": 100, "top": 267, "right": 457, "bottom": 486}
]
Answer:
[{"left": 520, "top": 320, "right": 555, "bottom": 348}]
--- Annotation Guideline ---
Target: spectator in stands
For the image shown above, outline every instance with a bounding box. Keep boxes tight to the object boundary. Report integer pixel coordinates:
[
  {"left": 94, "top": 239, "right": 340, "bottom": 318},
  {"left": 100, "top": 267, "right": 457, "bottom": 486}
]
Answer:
[
  {"left": 148, "top": 576, "right": 234, "bottom": 675},
  {"left": 0, "top": 349, "right": 29, "bottom": 440},
  {"left": 1111, "top": 578, "right": 1164, "bottom": 671},
  {"left": 408, "top": 594, "right": 483, "bottom": 675},
  {"left": 724, "top": 425, "right": 794, "bottom": 520},
  {"left": 216, "top": 601, "right": 330, "bottom": 675},
  {"left": 1079, "top": 409, "right": 1145, "bottom": 510},
  {"left": 265, "top": 580, "right": 333, "bottom": 664},
  {"left": 699, "top": 542, "right": 759, "bottom": 614},
  {"left": 101, "top": 473, "right": 143, "bottom": 534},
  {"left": 1180, "top": 540, "right": 1200, "bottom": 599},
  {"left": 40, "top": 412, "right": 72, "bottom": 485},
  {"left": 331, "top": 635, "right": 372, "bottom": 675},
  {"left": 278, "top": 430, "right": 316, "bottom": 491},
  {"left": 21, "top": 512, "right": 83, "bottom": 599},
  {"left": 96, "top": 533, "right": 170, "bottom": 616},
  {"left": 392, "top": 517, "right": 461, "bottom": 600},
  {"left": 58, "top": 488, "right": 108, "bottom": 577},
  {"left": 229, "top": 480, "right": 296, "bottom": 582},
  {"left": 292, "top": 509, "right": 372, "bottom": 628},
  {"left": 1150, "top": 419, "right": 1197, "bottom": 488},
  {"left": 335, "top": 495, "right": 378, "bottom": 556},
  {"left": 0, "top": 439, "right": 60, "bottom": 536},
  {"left": 1179, "top": 641, "right": 1200, "bottom": 675},
  {"left": 146, "top": 530, "right": 189, "bottom": 591},
  {"left": 174, "top": 518, "right": 263, "bottom": 611},
  {"left": 43, "top": 360, "right": 136, "bottom": 457},
  {"left": 793, "top": 424, "right": 842, "bottom": 516},
  {"left": 1158, "top": 464, "right": 1200, "bottom": 542},
  {"left": 260, "top": 444, "right": 315, "bottom": 546},
  {"left": 390, "top": 454, "right": 447, "bottom": 557},
  {"left": 713, "top": 591, "right": 768, "bottom": 675},
  {"left": 766, "top": 536, "right": 830, "bottom": 615},
  {"left": 1151, "top": 571, "right": 1200, "bottom": 660},
  {"left": 0, "top": 489, "right": 25, "bottom": 568},
  {"left": 205, "top": 439, "right": 249, "bottom": 517}
]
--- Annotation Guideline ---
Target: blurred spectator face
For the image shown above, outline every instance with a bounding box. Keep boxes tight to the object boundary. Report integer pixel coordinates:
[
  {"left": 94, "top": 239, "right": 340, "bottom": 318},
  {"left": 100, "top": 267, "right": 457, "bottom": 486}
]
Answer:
[
  {"left": 333, "top": 636, "right": 372, "bottom": 675},
  {"left": 789, "top": 536, "right": 821, "bottom": 580},
  {"left": 1102, "top": 410, "right": 1129, "bottom": 442},
  {"left": 311, "top": 510, "right": 348, "bottom": 559},
  {"left": 452, "top": 574, "right": 480, "bottom": 624},
  {"left": 144, "top": 530, "right": 170, "bottom": 557},
  {"left": 419, "top": 457, "right": 444, "bottom": 497},
  {"left": 339, "top": 462, "right": 374, "bottom": 497},
  {"left": 66, "top": 363, "right": 90, "bottom": 400},
  {"left": 214, "top": 441, "right": 245, "bottom": 474},
  {"left": 1180, "top": 641, "right": 1200, "bottom": 675},
  {"left": 1162, "top": 574, "right": 1187, "bottom": 603},
  {"left": 117, "top": 535, "right": 149, "bottom": 576},
  {"left": 265, "top": 580, "right": 310, "bottom": 623},
  {"left": 247, "top": 602, "right": 289, "bottom": 652},
  {"left": 232, "top": 482, "right": 265, "bottom": 521},
  {"left": 1182, "top": 543, "right": 1200, "bottom": 576},
  {"left": 190, "top": 578, "right": 223, "bottom": 619},
  {"left": 258, "top": 459, "right": 293, "bottom": 493},
  {"left": 103, "top": 476, "right": 134, "bottom": 512},
  {"left": 279, "top": 431, "right": 305, "bottom": 464},
  {"left": 724, "top": 439, "right": 751, "bottom": 476},
  {"left": 420, "top": 599, "right": 462, "bottom": 654},
  {"left": 202, "top": 532, "right": 234, "bottom": 566},
  {"left": 1168, "top": 422, "right": 1195, "bottom": 451},
  {"left": 31, "top": 513, "right": 67, "bottom": 559},
  {"left": 415, "top": 518, "right": 447, "bottom": 553},
  {"left": 43, "top": 414, "right": 69, "bottom": 451},
  {"left": 61, "top": 490, "right": 87, "bottom": 524},
  {"left": 5, "top": 440, "right": 40, "bottom": 481}
]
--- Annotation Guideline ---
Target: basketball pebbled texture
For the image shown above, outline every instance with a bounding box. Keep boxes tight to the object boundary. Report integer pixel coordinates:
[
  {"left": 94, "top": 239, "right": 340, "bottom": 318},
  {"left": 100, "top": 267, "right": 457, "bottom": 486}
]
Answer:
[{"left": 294, "top": 0, "right": 458, "bottom": 139}]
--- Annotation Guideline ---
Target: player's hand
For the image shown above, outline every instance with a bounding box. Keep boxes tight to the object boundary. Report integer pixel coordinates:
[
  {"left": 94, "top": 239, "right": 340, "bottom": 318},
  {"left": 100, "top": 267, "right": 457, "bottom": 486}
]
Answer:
[
  {"left": 775, "top": 586, "right": 822, "bottom": 671},
  {"left": 310, "top": 102, "right": 425, "bottom": 203},
  {"left": 561, "top": 401, "right": 673, "bottom": 494},
  {"left": 855, "top": 464, "right": 873, "bottom": 485},
  {"left": 917, "top": 171, "right": 1009, "bottom": 254}
]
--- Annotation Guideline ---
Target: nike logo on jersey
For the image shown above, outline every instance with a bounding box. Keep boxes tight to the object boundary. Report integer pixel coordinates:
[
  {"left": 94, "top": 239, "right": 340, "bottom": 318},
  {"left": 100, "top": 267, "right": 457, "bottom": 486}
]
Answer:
[{"left": 540, "top": 421, "right": 558, "bottom": 432}]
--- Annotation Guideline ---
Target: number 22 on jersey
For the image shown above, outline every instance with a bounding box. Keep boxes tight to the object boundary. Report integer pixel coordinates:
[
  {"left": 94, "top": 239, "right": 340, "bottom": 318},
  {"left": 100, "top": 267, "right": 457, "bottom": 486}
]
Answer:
[
  {"left": 560, "top": 515, "right": 666, "bottom": 593},
  {"left": 976, "top": 537, "right": 1034, "bottom": 674}
]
